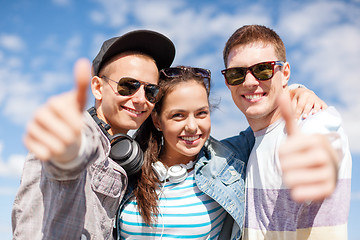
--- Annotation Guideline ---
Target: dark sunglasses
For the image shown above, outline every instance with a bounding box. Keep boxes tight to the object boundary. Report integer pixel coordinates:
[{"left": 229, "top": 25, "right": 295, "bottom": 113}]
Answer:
[
  {"left": 101, "top": 76, "right": 160, "bottom": 103},
  {"left": 161, "top": 67, "right": 211, "bottom": 79},
  {"left": 160, "top": 67, "right": 211, "bottom": 91},
  {"left": 221, "top": 61, "right": 284, "bottom": 86}
]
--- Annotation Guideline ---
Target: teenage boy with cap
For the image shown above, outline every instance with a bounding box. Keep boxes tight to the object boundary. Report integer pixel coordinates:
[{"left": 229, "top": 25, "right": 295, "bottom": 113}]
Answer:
[
  {"left": 221, "top": 25, "right": 351, "bottom": 239},
  {"left": 12, "top": 30, "right": 175, "bottom": 240}
]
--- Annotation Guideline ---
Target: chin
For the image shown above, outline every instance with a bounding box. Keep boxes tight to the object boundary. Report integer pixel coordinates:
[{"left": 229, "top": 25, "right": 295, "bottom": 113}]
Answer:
[{"left": 181, "top": 148, "right": 202, "bottom": 157}]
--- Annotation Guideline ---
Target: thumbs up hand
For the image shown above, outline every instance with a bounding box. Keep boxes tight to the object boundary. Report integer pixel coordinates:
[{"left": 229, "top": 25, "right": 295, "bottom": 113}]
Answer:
[
  {"left": 24, "top": 59, "right": 91, "bottom": 163},
  {"left": 278, "top": 93, "right": 338, "bottom": 203}
]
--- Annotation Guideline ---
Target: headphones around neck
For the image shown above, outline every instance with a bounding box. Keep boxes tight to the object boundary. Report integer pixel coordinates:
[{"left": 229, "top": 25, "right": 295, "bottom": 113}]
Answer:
[
  {"left": 88, "top": 107, "right": 143, "bottom": 176},
  {"left": 152, "top": 161, "right": 188, "bottom": 183}
]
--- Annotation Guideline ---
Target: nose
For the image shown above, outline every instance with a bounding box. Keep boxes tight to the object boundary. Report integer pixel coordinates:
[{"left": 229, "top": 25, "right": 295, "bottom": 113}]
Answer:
[
  {"left": 242, "top": 70, "right": 259, "bottom": 87},
  {"left": 185, "top": 116, "right": 198, "bottom": 133},
  {"left": 131, "top": 85, "right": 147, "bottom": 104}
]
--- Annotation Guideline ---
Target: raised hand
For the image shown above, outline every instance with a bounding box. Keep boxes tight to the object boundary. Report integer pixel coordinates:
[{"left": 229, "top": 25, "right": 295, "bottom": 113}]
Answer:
[
  {"left": 24, "top": 58, "right": 91, "bottom": 163},
  {"left": 278, "top": 93, "right": 338, "bottom": 203}
]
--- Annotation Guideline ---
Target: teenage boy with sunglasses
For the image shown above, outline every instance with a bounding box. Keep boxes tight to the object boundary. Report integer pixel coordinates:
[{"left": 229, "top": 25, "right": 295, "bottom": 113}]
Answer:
[
  {"left": 12, "top": 30, "right": 175, "bottom": 239},
  {"left": 221, "top": 25, "right": 351, "bottom": 239}
]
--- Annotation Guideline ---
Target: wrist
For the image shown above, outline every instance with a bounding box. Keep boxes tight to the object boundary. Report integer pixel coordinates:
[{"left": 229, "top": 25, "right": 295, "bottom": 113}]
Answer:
[{"left": 50, "top": 132, "right": 86, "bottom": 170}]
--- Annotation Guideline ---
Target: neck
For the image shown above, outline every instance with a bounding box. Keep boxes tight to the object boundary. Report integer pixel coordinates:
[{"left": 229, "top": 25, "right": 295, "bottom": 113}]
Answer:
[
  {"left": 247, "top": 107, "right": 282, "bottom": 132},
  {"left": 94, "top": 106, "right": 128, "bottom": 136},
  {"left": 159, "top": 150, "right": 197, "bottom": 168}
]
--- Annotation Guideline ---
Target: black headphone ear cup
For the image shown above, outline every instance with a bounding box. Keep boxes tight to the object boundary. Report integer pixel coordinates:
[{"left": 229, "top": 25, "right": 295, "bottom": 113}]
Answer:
[
  {"left": 109, "top": 134, "right": 144, "bottom": 176},
  {"left": 87, "top": 108, "right": 144, "bottom": 176}
]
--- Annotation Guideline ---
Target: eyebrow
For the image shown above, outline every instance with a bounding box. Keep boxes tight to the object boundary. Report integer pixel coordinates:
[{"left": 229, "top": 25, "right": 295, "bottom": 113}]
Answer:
[{"left": 167, "top": 106, "right": 210, "bottom": 113}]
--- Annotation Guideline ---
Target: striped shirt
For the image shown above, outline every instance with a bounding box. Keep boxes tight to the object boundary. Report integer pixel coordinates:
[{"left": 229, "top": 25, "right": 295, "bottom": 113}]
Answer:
[
  {"left": 119, "top": 170, "right": 226, "bottom": 239},
  {"left": 243, "top": 107, "right": 352, "bottom": 240}
]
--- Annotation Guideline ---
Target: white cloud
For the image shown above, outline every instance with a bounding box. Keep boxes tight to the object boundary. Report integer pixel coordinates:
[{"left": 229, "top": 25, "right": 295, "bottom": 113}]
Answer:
[
  {"left": 41, "top": 35, "right": 60, "bottom": 50},
  {"left": 41, "top": 71, "right": 73, "bottom": 92},
  {"left": 7, "top": 57, "right": 23, "bottom": 69},
  {"left": 30, "top": 56, "right": 47, "bottom": 69},
  {"left": 303, "top": 26, "right": 359, "bottom": 100},
  {"left": 131, "top": 0, "right": 272, "bottom": 64},
  {"left": 93, "top": 0, "right": 272, "bottom": 66},
  {"left": 0, "top": 33, "right": 83, "bottom": 127},
  {"left": 89, "top": 10, "right": 106, "bottom": 25},
  {"left": 92, "top": 0, "right": 130, "bottom": 27},
  {"left": 1, "top": 67, "right": 73, "bottom": 125},
  {"left": 0, "top": 34, "right": 26, "bottom": 52},
  {"left": 0, "top": 67, "right": 41, "bottom": 125},
  {"left": 3, "top": 95, "right": 40, "bottom": 125},
  {"left": 279, "top": 1, "right": 360, "bottom": 42},
  {"left": 0, "top": 186, "right": 18, "bottom": 196},
  {"left": 63, "top": 35, "right": 82, "bottom": 60},
  {"left": 277, "top": 1, "right": 360, "bottom": 152},
  {"left": 0, "top": 142, "right": 25, "bottom": 178}
]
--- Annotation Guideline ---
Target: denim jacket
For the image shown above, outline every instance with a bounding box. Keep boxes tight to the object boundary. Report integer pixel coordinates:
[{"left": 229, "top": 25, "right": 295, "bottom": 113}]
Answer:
[
  {"left": 116, "top": 128, "right": 254, "bottom": 240},
  {"left": 217, "top": 127, "right": 254, "bottom": 239}
]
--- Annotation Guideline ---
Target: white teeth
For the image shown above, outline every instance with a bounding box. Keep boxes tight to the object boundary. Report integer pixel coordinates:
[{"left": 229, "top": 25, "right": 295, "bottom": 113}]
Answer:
[
  {"left": 126, "top": 108, "right": 142, "bottom": 114},
  {"left": 182, "top": 136, "right": 200, "bottom": 141},
  {"left": 244, "top": 94, "right": 262, "bottom": 100}
]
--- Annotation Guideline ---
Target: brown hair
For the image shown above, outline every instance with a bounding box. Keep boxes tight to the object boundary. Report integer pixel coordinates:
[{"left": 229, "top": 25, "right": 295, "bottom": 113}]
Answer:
[
  {"left": 132, "top": 66, "right": 211, "bottom": 225},
  {"left": 223, "top": 25, "right": 286, "bottom": 68}
]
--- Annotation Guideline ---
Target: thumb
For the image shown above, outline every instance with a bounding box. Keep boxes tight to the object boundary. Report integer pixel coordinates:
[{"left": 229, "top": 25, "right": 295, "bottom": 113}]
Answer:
[
  {"left": 74, "top": 58, "right": 91, "bottom": 111},
  {"left": 278, "top": 93, "right": 300, "bottom": 136}
]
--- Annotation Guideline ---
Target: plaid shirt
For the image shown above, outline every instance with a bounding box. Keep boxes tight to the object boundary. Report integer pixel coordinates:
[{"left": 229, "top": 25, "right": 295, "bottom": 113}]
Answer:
[{"left": 12, "top": 112, "right": 128, "bottom": 240}]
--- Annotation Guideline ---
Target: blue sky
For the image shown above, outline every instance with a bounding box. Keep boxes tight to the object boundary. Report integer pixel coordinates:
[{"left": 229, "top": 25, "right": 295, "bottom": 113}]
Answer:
[{"left": 0, "top": 0, "right": 359, "bottom": 239}]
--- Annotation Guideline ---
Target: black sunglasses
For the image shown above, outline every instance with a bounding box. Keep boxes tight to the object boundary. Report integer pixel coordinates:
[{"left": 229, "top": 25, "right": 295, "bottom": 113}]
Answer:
[
  {"left": 160, "top": 67, "right": 211, "bottom": 91},
  {"left": 161, "top": 67, "right": 211, "bottom": 79},
  {"left": 101, "top": 76, "right": 160, "bottom": 103},
  {"left": 221, "top": 61, "right": 284, "bottom": 86}
]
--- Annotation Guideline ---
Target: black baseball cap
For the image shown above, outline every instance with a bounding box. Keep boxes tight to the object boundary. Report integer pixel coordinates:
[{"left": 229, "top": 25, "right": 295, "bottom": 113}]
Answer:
[{"left": 92, "top": 30, "right": 175, "bottom": 76}]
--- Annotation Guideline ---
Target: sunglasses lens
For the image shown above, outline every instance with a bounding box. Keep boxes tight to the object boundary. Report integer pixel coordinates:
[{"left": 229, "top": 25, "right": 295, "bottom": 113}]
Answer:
[
  {"left": 252, "top": 63, "right": 274, "bottom": 80},
  {"left": 162, "top": 68, "right": 183, "bottom": 78},
  {"left": 117, "top": 77, "right": 160, "bottom": 103},
  {"left": 145, "top": 85, "right": 160, "bottom": 103},
  {"left": 117, "top": 78, "right": 141, "bottom": 96},
  {"left": 193, "top": 68, "right": 211, "bottom": 79},
  {"left": 224, "top": 68, "right": 246, "bottom": 85}
]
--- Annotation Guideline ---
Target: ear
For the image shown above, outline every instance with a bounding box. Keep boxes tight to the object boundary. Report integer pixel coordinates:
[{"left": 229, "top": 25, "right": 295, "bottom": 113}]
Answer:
[
  {"left": 282, "top": 62, "right": 290, "bottom": 87},
  {"left": 91, "top": 76, "right": 103, "bottom": 100},
  {"left": 151, "top": 111, "right": 162, "bottom": 131}
]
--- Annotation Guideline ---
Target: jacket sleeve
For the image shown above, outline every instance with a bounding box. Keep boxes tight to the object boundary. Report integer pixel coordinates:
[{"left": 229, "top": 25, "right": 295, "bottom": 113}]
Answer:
[{"left": 220, "top": 127, "right": 255, "bottom": 164}]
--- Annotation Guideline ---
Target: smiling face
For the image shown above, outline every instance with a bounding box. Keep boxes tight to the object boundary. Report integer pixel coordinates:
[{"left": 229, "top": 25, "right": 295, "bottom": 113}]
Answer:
[
  {"left": 91, "top": 52, "right": 159, "bottom": 135},
  {"left": 152, "top": 80, "right": 211, "bottom": 165},
  {"left": 226, "top": 42, "right": 290, "bottom": 131}
]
